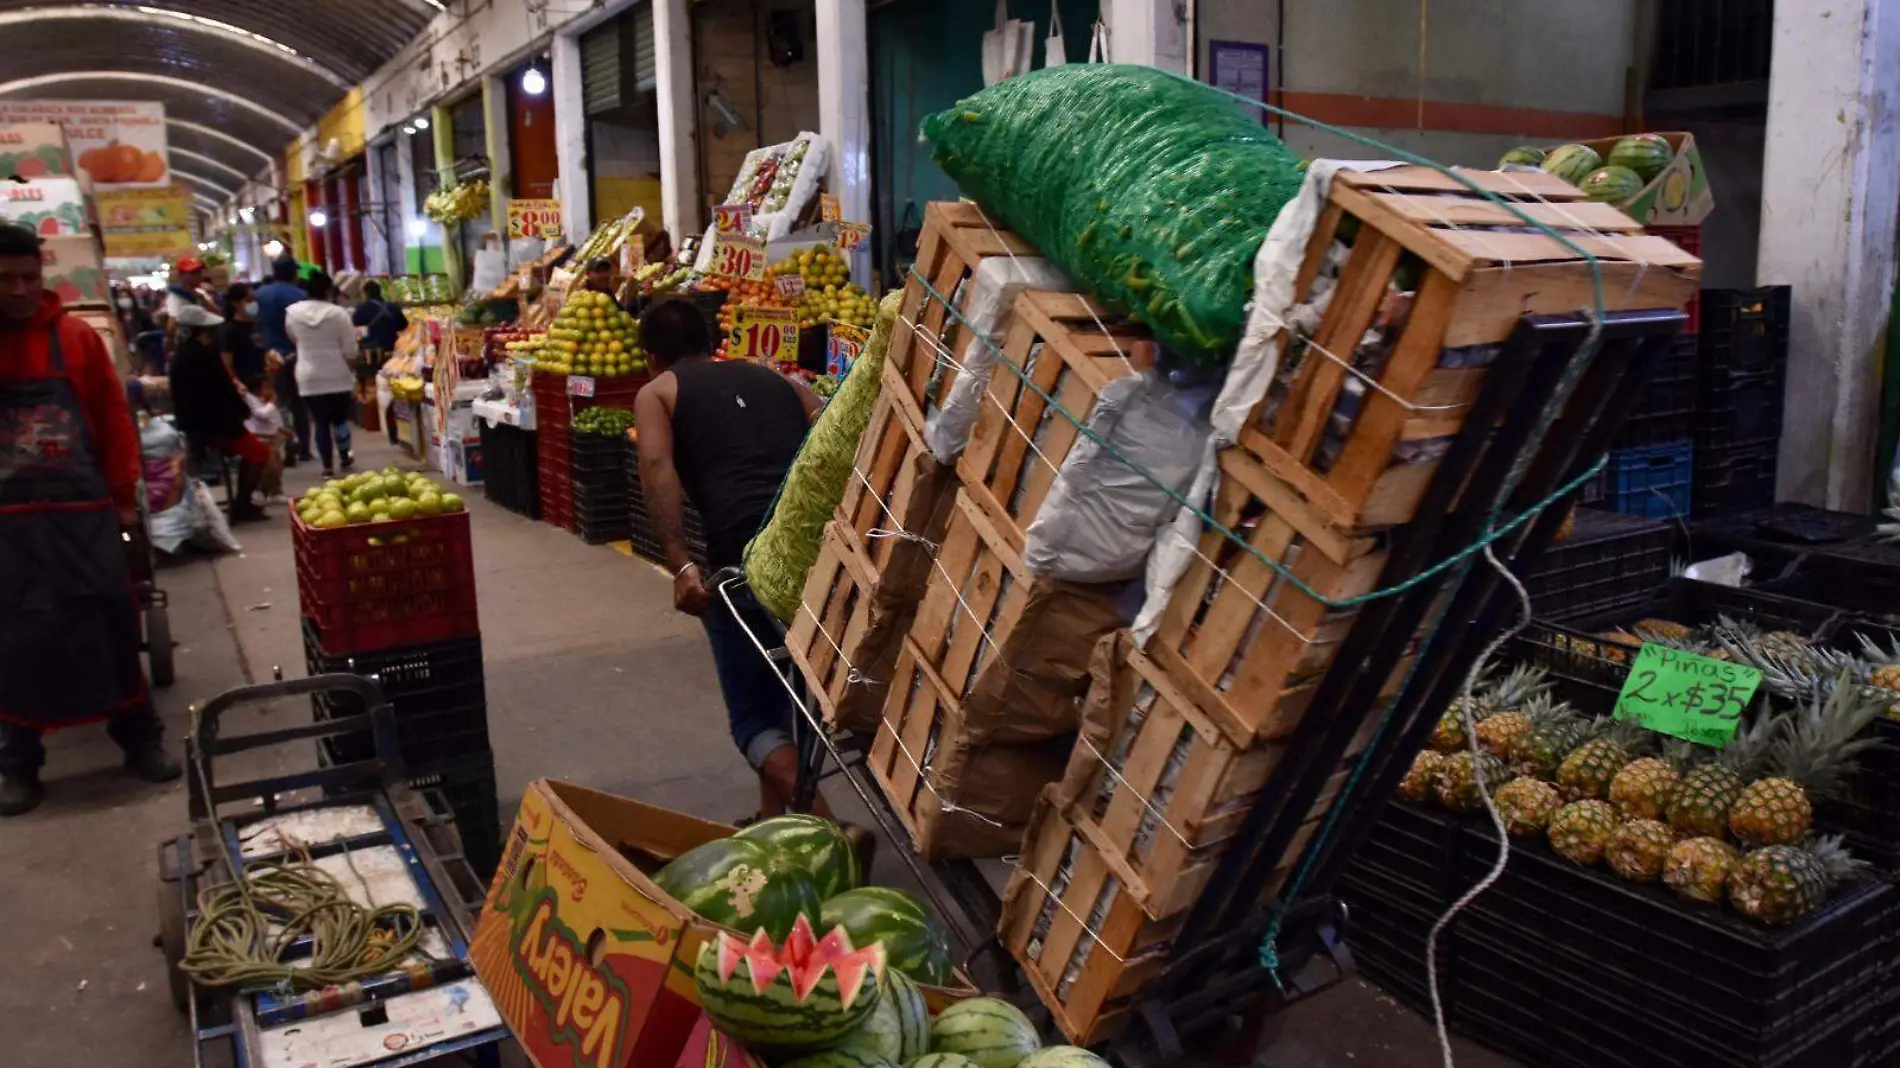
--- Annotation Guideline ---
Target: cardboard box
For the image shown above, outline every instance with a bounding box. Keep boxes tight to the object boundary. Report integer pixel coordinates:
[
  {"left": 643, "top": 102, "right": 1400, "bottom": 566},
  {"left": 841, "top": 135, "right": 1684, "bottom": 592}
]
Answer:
[
  {"left": 39, "top": 236, "right": 108, "bottom": 306},
  {"left": 468, "top": 780, "right": 738, "bottom": 1068},
  {"left": 671, "top": 1013, "right": 769, "bottom": 1068},
  {"left": 0, "top": 123, "right": 74, "bottom": 179},
  {"left": 1548, "top": 131, "right": 1711, "bottom": 227}
]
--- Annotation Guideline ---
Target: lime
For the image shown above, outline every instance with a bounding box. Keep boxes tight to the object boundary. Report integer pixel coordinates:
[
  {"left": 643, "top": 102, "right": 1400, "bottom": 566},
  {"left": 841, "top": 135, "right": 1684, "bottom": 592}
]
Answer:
[
  {"left": 388, "top": 498, "right": 418, "bottom": 521},
  {"left": 344, "top": 502, "right": 372, "bottom": 524},
  {"left": 314, "top": 511, "right": 348, "bottom": 529},
  {"left": 415, "top": 493, "right": 443, "bottom": 517},
  {"left": 440, "top": 493, "right": 465, "bottom": 513}
]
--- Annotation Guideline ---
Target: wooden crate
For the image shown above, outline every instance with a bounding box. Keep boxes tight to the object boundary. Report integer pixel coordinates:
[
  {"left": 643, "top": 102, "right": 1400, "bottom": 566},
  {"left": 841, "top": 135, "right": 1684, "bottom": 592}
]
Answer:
[
  {"left": 1240, "top": 165, "right": 1699, "bottom": 533},
  {"left": 1143, "top": 445, "right": 1417, "bottom": 749},
  {"left": 866, "top": 633, "right": 1073, "bottom": 860},
  {"left": 835, "top": 357, "right": 956, "bottom": 586},
  {"left": 956, "top": 289, "right": 1144, "bottom": 551},
  {"left": 889, "top": 201, "right": 1043, "bottom": 415},
  {"left": 784, "top": 521, "right": 913, "bottom": 733}
]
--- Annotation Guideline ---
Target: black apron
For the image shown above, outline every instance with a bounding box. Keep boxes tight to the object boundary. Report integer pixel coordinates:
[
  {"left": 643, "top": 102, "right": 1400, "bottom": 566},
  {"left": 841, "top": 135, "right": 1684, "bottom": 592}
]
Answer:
[{"left": 0, "top": 324, "right": 145, "bottom": 726}]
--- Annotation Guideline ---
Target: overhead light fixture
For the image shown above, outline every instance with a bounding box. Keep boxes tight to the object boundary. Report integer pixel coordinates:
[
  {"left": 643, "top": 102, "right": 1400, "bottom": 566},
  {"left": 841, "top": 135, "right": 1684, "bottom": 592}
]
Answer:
[
  {"left": 407, "top": 218, "right": 427, "bottom": 238},
  {"left": 402, "top": 125, "right": 416, "bottom": 136},
  {"left": 263, "top": 238, "right": 285, "bottom": 258},
  {"left": 521, "top": 66, "right": 548, "bottom": 96},
  {"left": 309, "top": 209, "right": 328, "bottom": 228},
  {"left": 414, "top": 116, "right": 430, "bottom": 130},
  {"left": 239, "top": 206, "right": 255, "bottom": 222}
]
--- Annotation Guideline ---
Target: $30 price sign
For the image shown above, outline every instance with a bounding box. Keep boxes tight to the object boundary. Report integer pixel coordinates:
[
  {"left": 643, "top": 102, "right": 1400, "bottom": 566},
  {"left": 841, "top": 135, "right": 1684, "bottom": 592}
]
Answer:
[
  {"left": 1613, "top": 644, "right": 1763, "bottom": 746},
  {"left": 729, "top": 305, "right": 799, "bottom": 365},
  {"left": 710, "top": 234, "right": 767, "bottom": 280}
]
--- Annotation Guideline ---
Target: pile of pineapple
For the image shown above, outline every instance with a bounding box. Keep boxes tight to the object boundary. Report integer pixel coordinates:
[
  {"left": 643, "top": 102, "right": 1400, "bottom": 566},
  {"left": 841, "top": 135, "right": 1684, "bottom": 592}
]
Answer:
[{"left": 1400, "top": 645, "right": 1889, "bottom": 926}]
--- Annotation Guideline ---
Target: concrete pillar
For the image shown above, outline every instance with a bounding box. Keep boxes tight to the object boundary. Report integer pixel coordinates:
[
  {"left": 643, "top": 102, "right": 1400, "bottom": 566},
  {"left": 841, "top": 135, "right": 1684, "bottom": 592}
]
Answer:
[
  {"left": 817, "top": 0, "right": 871, "bottom": 283},
  {"left": 482, "top": 74, "right": 513, "bottom": 238},
  {"left": 551, "top": 30, "right": 592, "bottom": 241},
  {"left": 394, "top": 130, "right": 429, "bottom": 275},
  {"left": 1104, "top": 0, "right": 1188, "bottom": 72},
  {"left": 1757, "top": 0, "right": 1900, "bottom": 511},
  {"left": 363, "top": 148, "right": 392, "bottom": 275},
  {"left": 431, "top": 102, "right": 464, "bottom": 291},
  {"left": 654, "top": 0, "right": 701, "bottom": 244}
]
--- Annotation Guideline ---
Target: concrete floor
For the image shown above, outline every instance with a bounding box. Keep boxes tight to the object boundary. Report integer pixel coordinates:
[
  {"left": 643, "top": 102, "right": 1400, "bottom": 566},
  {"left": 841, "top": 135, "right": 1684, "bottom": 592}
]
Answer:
[{"left": 0, "top": 434, "right": 1517, "bottom": 1068}]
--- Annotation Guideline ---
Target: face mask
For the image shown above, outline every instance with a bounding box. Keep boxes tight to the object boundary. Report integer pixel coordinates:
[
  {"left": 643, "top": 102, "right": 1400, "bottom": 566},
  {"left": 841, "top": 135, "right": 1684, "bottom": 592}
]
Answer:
[
  {"left": 117, "top": 298, "right": 133, "bottom": 310},
  {"left": 244, "top": 301, "right": 259, "bottom": 318}
]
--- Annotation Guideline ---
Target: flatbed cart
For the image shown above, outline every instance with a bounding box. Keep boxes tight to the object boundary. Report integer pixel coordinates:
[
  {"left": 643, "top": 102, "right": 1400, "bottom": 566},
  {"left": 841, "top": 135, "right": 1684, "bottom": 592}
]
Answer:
[
  {"left": 709, "top": 570, "right": 1019, "bottom": 993},
  {"left": 155, "top": 673, "right": 511, "bottom": 1068}
]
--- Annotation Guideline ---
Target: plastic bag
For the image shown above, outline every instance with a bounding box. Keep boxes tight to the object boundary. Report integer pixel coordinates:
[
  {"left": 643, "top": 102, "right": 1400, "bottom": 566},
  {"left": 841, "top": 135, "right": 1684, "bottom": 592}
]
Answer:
[
  {"left": 923, "top": 64, "right": 1305, "bottom": 367},
  {"left": 923, "top": 255, "right": 1077, "bottom": 465}
]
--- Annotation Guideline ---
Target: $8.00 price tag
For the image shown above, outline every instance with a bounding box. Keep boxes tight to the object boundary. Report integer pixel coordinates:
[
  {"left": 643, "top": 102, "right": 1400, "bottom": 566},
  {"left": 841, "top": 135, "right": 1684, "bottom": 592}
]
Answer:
[
  {"left": 730, "top": 305, "right": 799, "bottom": 364},
  {"left": 710, "top": 234, "right": 767, "bottom": 280},
  {"left": 1613, "top": 644, "right": 1763, "bottom": 746}
]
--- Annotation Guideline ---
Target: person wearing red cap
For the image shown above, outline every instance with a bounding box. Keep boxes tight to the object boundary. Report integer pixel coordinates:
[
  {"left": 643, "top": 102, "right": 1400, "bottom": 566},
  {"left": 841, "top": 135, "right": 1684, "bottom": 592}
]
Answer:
[
  {"left": 0, "top": 222, "right": 180, "bottom": 815},
  {"left": 162, "top": 256, "right": 216, "bottom": 350}
]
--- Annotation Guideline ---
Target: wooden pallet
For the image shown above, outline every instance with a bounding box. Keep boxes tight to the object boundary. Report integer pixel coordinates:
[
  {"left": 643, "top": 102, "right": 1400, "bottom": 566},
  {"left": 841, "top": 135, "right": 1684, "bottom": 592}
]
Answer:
[
  {"left": 783, "top": 521, "right": 914, "bottom": 733},
  {"left": 865, "top": 633, "right": 1073, "bottom": 860},
  {"left": 835, "top": 357, "right": 956, "bottom": 587},
  {"left": 957, "top": 289, "right": 1144, "bottom": 551},
  {"left": 1239, "top": 165, "right": 1698, "bottom": 534},
  {"left": 889, "top": 202, "right": 1044, "bottom": 416}
]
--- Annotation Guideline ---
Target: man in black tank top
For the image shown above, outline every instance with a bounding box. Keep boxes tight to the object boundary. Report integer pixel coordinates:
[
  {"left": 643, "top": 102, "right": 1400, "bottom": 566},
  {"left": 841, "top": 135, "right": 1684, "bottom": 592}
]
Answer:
[{"left": 634, "top": 299, "right": 823, "bottom": 819}]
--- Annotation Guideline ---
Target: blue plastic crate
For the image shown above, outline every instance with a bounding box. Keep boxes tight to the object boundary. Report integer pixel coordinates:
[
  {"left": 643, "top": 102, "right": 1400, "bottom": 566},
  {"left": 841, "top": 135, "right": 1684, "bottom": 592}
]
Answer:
[{"left": 1605, "top": 440, "right": 1694, "bottom": 519}]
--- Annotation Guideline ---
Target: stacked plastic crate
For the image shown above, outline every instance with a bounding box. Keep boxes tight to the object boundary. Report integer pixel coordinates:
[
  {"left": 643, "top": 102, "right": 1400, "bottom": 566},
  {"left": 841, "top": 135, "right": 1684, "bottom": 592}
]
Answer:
[
  {"left": 1594, "top": 225, "right": 1702, "bottom": 519},
  {"left": 293, "top": 506, "right": 497, "bottom": 877},
  {"left": 1692, "top": 287, "right": 1789, "bottom": 519}
]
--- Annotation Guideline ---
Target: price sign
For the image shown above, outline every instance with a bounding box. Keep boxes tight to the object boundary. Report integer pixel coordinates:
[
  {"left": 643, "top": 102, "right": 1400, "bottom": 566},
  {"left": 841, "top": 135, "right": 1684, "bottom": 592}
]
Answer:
[
  {"left": 834, "top": 221, "right": 872, "bottom": 252},
  {"left": 713, "top": 203, "right": 754, "bottom": 236},
  {"left": 730, "top": 305, "right": 799, "bottom": 364},
  {"left": 709, "top": 233, "right": 767, "bottom": 280},
  {"left": 819, "top": 193, "right": 842, "bottom": 223},
  {"left": 827, "top": 322, "right": 868, "bottom": 377},
  {"left": 507, "top": 198, "right": 563, "bottom": 240},
  {"left": 1613, "top": 644, "right": 1762, "bottom": 746},
  {"left": 567, "top": 374, "right": 596, "bottom": 397},
  {"left": 775, "top": 273, "right": 807, "bottom": 301},
  {"left": 620, "top": 238, "right": 645, "bottom": 274}
]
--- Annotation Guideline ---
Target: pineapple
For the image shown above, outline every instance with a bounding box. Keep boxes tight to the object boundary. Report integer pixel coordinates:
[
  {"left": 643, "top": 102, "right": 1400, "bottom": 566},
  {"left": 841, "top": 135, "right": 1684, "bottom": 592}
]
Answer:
[
  {"left": 1854, "top": 632, "right": 1900, "bottom": 713},
  {"left": 1877, "top": 470, "right": 1900, "bottom": 542},
  {"left": 1631, "top": 618, "right": 1693, "bottom": 643},
  {"left": 1547, "top": 800, "right": 1622, "bottom": 865},
  {"left": 1604, "top": 818, "right": 1677, "bottom": 881},
  {"left": 1729, "top": 678, "right": 1886, "bottom": 847},
  {"left": 1607, "top": 740, "right": 1696, "bottom": 821},
  {"left": 1555, "top": 719, "right": 1650, "bottom": 800},
  {"left": 1663, "top": 837, "right": 1739, "bottom": 904},
  {"left": 1594, "top": 630, "right": 1641, "bottom": 664},
  {"left": 1513, "top": 699, "right": 1588, "bottom": 779},
  {"left": 1729, "top": 836, "right": 1866, "bottom": 925},
  {"left": 1431, "top": 663, "right": 1549, "bottom": 754},
  {"left": 1398, "top": 750, "right": 1446, "bottom": 803},
  {"left": 1493, "top": 777, "right": 1562, "bottom": 837},
  {"left": 1666, "top": 714, "right": 1774, "bottom": 839},
  {"left": 1429, "top": 699, "right": 1473, "bottom": 753},
  {"left": 1434, "top": 751, "right": 1508, "bottom": 813}
]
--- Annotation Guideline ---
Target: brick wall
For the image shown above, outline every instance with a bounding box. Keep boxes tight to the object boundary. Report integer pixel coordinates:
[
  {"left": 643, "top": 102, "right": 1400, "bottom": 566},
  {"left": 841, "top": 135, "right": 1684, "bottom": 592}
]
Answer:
[{"left": 694, "top": 0, "right": 821, "bottom": 210}]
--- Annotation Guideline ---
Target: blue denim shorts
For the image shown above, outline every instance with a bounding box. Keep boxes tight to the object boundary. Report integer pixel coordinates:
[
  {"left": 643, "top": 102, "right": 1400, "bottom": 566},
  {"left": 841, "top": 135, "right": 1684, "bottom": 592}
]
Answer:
[{"left": 700, "top": 590, "right": 796, "bottom": 769}]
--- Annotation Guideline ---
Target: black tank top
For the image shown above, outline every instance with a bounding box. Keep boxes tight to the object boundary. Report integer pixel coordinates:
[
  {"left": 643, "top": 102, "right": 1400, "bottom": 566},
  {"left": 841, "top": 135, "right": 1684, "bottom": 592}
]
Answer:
[{"left": 668, "top": 359, "right": 808, "bottom": 567}]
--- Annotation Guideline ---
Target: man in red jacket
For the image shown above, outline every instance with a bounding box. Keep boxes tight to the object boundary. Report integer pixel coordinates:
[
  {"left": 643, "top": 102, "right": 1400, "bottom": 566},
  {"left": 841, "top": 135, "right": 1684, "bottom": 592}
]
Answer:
[{"left": 0, "top": 223, "right": 179, "bottom": 815}]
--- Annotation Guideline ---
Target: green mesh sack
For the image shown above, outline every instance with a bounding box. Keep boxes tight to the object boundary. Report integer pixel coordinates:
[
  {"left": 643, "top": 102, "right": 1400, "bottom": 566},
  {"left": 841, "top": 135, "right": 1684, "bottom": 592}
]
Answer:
[
  {"left": 744, "top": 291, "right": 903, "bottom": 621},
  {"left": 923, "top": 64, "right": 1304, "bottom": 366}
]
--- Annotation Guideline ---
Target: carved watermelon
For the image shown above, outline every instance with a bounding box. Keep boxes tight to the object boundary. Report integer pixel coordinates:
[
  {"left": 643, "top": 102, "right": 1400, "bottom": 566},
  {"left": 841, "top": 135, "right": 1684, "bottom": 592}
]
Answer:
[
  {"left": 694, "top": 914, "right": 887, "bottom": 1054},
  {"left": 1540, "top": 144, "right": 1603, "bottom": 186}
]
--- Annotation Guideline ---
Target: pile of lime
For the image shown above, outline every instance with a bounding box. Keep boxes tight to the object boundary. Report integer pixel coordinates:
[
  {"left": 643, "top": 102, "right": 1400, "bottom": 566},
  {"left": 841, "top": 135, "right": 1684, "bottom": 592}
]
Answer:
[{"left": 298, "top": 468, "right": 466, "bottom": 528}]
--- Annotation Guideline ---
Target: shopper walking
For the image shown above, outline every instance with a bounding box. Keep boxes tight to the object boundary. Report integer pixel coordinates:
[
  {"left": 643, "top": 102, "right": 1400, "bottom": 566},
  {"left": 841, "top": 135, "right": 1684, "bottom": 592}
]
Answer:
[
  {"left": 168, "top": 304, "right": 268, "bottom": 522},
  {"left": 220, "top": 281, "right": 269, "bottom": 391},
  {"left": 0, "top": 222, "right": 180, "bottom": 815},
  {"left": 634, "top": 298, "right": 823, "bottom": 820},
  {"left": 351, "top": 280, "right": 408, "bottom": 366},
  {"left": 287, "top": 271, "right": 358, "bottom": 476},
  {"left": 254, "top": 256, "right": 311, "bottom": 464}
]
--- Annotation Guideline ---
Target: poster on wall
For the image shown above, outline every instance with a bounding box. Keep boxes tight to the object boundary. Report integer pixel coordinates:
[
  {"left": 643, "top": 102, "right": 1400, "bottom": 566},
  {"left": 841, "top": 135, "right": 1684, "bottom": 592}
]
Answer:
[
  {"left": 0, "top": 100, "right": 169, "bottom": 187},
  {"left": 1208, "top": 41, "right": 1270, "bottom": 124},
  {"left": 97, "top": 185, "right": 194, "bottom": 260}
]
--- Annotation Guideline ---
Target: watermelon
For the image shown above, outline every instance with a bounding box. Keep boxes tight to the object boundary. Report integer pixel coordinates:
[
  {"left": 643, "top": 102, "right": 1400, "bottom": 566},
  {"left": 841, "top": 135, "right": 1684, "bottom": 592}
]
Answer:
[
  {"left": 737, "top": 814, "right": 861, "bottom": 899},
  {"left": 694, "top": 914, "right": 887, "bottom": 1053},
  {"left": 839, "top": 985, "right": 906, "bottom": 1061},
  {"left": 930, "top": 998, "right": 1039, "bottom": 1068},
  {"left": 654, "top": 837, "right": 821, "bottom": 941},
  {"left": 907, "top": 1057, "right": 983, "bottom": 1068},
  {"left": 1606, "top": 133, "right": 1673, "bottom": 182},
  {"left": 1578, "top": 165, "right": 1645, "bottom": 204},
  {"left": 1017, "top": 1049, "right": 1112, "bottom": 1068},
  {"left": 820, "top": 887, "right": 954, "bottom": 986},
  {"left": 1497, "top": 145, "right": 1547, "bottom": 168},
  {"left": 780, "top": 1052, "right": 899, "bottom": 1068},
  {"left": 885, "top": 970, "right": 931, "bottom": 1061},
  {"left": 1540, "top": 144, "right": 1603, "bottom": 186}
]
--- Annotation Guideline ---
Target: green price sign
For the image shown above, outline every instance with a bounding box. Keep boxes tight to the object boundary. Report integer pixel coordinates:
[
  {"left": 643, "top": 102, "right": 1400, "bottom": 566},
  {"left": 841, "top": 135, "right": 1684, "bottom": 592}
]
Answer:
[{"left": 1613, "top": 643, "right": 1763, "bottom": 746}]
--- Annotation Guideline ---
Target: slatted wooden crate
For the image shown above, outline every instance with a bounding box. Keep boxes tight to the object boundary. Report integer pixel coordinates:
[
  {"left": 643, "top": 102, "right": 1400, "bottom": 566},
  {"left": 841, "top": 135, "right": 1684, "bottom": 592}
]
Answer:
[
  {"left": 784, "top": 521, "right": 913, "bottom": 733},
  {"left": 1143, "top": 445, "right": 1418, "bottom": 749},
  {"left": 866, "top": 633, "right": 1074, "bottom": 860},
  {"left": 956, "top": 289, "right": 1144, "bottom": 550},
  {"left": 1239, "top": 165, "right": 1698, "bottom": 533},
  {"left": 835, "top": 357, "right": 956, "bottom": 586},
  {"left": 890, "top": 201, "right": 1043, "bottom": 416}
]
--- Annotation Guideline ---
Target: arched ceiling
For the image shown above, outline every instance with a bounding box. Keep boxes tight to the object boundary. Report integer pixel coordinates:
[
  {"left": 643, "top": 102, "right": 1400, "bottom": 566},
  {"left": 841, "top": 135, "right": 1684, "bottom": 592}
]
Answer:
[{"left": 0, "top": 2, "right": 439, "bottom": 196}]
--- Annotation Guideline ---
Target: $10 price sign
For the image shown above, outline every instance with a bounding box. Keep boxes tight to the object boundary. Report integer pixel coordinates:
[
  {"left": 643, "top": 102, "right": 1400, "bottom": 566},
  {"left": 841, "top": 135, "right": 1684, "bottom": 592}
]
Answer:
[
  {"left": 1613, "top": 644, "right": 1763, "bottom": 746},
  {"left": 730, "top": 305, "right": 799, "bottom": 365},
  {"left": 709, "top": 233, "right": 767, "bottom": 280}
]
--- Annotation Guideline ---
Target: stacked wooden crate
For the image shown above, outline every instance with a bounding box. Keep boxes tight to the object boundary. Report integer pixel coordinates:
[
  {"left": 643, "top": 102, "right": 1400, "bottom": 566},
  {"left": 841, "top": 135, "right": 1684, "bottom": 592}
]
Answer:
[{"left": 997, "top": 166, "right": 1701, "bottom": 1044}]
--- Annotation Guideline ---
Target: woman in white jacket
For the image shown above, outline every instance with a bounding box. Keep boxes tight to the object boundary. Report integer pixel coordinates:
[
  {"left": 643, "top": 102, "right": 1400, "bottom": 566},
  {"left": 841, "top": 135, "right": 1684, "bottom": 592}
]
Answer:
[{"left": 286, "top": 271, "right": 360, "bottom": 475}]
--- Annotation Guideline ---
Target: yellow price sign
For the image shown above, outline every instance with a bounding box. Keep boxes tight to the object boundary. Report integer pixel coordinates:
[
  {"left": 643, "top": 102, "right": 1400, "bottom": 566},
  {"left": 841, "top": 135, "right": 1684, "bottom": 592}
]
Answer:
[
  {"left": 709, "top": 233, "right": 767, "bottom": 280},
  {"left": 729, "top": 304, "right": 799, "bottom": 364},
  {"left": 834, "top": 221, "right": 871, "bottom": 252}
]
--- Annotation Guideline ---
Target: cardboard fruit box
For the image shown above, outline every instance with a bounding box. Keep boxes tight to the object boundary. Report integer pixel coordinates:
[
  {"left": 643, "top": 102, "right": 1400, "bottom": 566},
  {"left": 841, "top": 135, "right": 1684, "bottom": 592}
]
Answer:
[{"left": 1544, "top": 131, "right": 1711, "bottom": 227}]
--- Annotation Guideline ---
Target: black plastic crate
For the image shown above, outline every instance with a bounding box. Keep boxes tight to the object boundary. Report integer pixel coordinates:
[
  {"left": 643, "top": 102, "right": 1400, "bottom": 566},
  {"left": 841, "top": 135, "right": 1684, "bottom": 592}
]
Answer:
[
  {"left": 1696, "top": 439, "right": 1780, "bottom": 521},
  {"left": 479, "top": 420, "right": 539, "bottom": 519},
  {"left": 1760, "top": 555, "right": 1900, "bottom": 623},
  {"left": 1696, "top": 368, "right": 1784, "bottom": 452},
  {"left": 571, "top": 430, "right": 628, "bottom": 476},
  {"left": 573, "top": 501, "right": 632, "bottom": 545},
  {"left": 1701, "top": 287, "right": 1791, "bottom": 382},
  {"left": 1687, "top": 505, "right": 1876, "bottom": 578},
  {"left": 1615, "top": 332, "right": 1700, "bottom": 448},
  {"left": 407, "top": 753, "right": 501, "bottom": 879},
  {"left": 302, "top": 618, "right": 489, "bottom": 767},
  {"left": 1527, "top": 509, "right": 1673, "bottom": 623},
  {"left": 624, "top": 437, "right": 710, "bottom": 567},
  {"left": 320, "top": 702, "right": 490, "bottom": 766}
]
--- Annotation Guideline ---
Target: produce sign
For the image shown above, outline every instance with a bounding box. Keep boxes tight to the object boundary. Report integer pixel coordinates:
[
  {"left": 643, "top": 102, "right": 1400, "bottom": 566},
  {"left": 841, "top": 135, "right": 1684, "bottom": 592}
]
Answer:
[
  {"left": 729, "top": 304, "right": 798, "bottom": 364},
  {"left": 834, "top": 222, "right": 871, "bottom": 253},
  {"left": 775, "top": 273, "right": 807, "bottom": 301},
  {"left": 709, "top": 233, "right": 767, "bottom": 280},
  {"left": 827, "top": 323, "right": 867, "bottom": 377},
  {"left": 1613, "top": 644, "right": 1761, "bottom": 746},
  {"left": 0, "top": 100, "right": 169, "bottom": 188},
  {"left": 819, "top": 193, "right": 841, "bottom": 223},
  {"left": 38, "top": 236, "right": 107, "bottom": 306},
  {"left": 508, "top": 198, "right": 564, "bottom": 240},
  {"left": 97, "top": 185, "right": 193, "bottom": 259},
  {"left": 0, "top": 123, "right": 76, "bottom": 180},
  {"left": 0, "top": 178, "right": 87, "bottom": 236},
  {"left": 713, "top": 203, "right": 753, "bottom": 236},
  {"left": 568, "top": 375, "right": 596, "bottom": 398}
]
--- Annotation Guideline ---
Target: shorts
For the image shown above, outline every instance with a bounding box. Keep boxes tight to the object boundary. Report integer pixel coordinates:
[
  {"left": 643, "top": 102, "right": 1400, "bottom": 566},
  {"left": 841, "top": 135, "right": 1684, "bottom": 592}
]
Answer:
[{"left": 699, "top": 588, "right": 796, "bottom": 770}]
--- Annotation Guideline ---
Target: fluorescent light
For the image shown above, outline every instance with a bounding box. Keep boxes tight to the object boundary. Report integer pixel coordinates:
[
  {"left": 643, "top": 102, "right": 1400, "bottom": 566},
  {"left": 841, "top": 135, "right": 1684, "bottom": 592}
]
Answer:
[
  {"left": 521, "top": 67, "right": 547, "bottom": 96},
  {"left": 407, "top": 218, "right": 427, "bottom": 238},
  {"left": 309, "top": 209, "right": 328, "bottom": 228},
  {"left": 414, "top": 116, "right": 430, "bottom": 130},
  {"left": 239, "top": 206, "right": 255, "bottom": 222},
  {"left": 263, "top": 239, "right": 285, "bottom": 257}
]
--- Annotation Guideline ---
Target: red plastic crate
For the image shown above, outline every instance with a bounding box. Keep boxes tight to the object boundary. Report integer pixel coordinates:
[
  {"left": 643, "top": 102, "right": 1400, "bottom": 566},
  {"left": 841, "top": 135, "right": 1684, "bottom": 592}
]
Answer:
[
  {"left": 537, "top": 465, "right": 573, "bottom": 531},
  {"left": 1647, "top": 225, "right": 1700, "bottom": 333},
  {"left": 293, "top": 506, "right": 479, "bottom": 655},
  {"left": 530, "top": 369, "right": 650, "bottom": 432}
]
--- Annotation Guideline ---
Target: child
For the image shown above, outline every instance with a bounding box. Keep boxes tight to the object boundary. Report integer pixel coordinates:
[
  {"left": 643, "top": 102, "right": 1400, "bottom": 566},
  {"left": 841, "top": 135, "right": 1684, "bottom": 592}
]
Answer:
[{"left": 243, "top": 377, "right": 293, "bottom": 501}]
